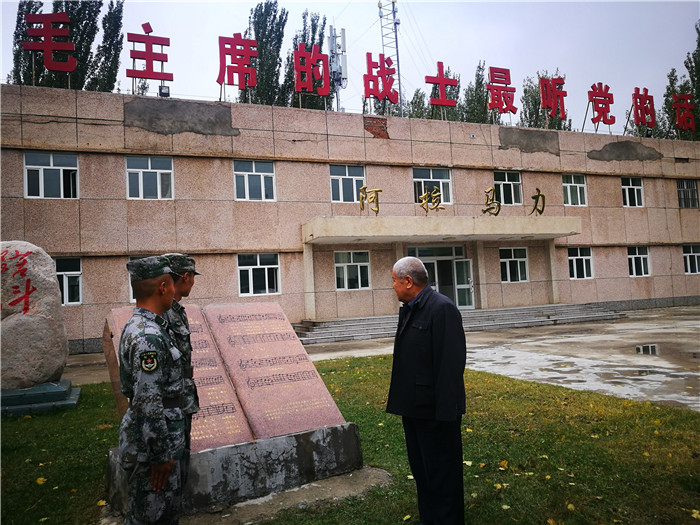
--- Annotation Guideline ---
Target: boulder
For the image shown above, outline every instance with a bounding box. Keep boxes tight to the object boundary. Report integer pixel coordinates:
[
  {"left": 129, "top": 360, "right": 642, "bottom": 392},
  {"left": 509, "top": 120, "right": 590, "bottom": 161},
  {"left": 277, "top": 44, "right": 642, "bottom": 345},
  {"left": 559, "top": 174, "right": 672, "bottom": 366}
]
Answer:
[{"left": 1, "top": 241, "right": 69, "bottom": 390}]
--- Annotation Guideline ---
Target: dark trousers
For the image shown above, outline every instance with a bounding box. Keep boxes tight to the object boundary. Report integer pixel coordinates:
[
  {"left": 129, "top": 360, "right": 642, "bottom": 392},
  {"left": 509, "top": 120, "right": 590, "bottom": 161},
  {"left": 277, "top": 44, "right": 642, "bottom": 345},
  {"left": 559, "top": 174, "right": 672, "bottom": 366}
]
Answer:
[{"left": 402, "top": 416, "right": 464, "bottom": 525}]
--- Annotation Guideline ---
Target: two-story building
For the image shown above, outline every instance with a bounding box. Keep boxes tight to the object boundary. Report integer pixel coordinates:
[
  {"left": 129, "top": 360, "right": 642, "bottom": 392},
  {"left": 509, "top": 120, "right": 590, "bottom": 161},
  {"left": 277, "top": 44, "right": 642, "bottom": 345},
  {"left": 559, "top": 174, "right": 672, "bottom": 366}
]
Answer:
[{"left": 1, "top": 84, "right": 698, "bottom": 353}]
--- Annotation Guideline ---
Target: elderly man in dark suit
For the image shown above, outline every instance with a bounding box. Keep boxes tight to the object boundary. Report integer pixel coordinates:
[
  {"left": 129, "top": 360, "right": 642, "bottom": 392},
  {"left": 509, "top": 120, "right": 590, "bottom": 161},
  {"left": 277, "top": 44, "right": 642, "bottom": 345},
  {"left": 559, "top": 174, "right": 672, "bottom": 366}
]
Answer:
[{"left": 387, "top": 256, "right": 467, "bottom": 525}]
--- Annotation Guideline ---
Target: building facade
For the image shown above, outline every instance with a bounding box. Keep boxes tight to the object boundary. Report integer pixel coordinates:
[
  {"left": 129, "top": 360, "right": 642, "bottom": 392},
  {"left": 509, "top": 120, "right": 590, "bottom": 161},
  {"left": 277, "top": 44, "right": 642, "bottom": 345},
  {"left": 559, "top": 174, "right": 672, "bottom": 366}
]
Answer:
[{"left": 1, "top": 84, "right": 699, "bottom": 353}]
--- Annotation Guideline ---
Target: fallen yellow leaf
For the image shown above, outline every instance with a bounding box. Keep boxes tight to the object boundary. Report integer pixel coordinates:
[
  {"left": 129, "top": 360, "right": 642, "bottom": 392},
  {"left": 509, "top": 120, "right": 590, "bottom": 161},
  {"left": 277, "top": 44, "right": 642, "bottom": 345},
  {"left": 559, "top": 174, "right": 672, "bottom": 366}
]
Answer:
[
  {"left": 463, "top": 461, "right": 473, "bottom": 466},
  {"left": 471, "top": 493, "right": 478, "bottom": 498},
  {"left": 403, "top": 515, "right": 411, "bottom": 521},
  {"left": 97, "top": 424, "right": 113, "bottom": 430},
  {"left": 691, "top": 509, "right": 699, "bottom": 520},
  {"left": 502, "top": 505, "right": 511, "bottom": 510},
  {"left": 407, "top": 475, "right": 414, "bottom": 480},
  {"left": 97, "top": 500, "right": 107, "bottom": 507},
  {"left": 567, "top": 503, "right": 576, "bottom": 511},
  {"left": 499, "top": 460, "right": 508, "bottom": 469},
  {"left": 494, "top": 484, "right": 502, "bottom": 490},
  {"left": 465, "top": 428, "right": 473, "bottom": 432},
  {"left": 36, "top": 477, "right": 47, "bottom": 485}
]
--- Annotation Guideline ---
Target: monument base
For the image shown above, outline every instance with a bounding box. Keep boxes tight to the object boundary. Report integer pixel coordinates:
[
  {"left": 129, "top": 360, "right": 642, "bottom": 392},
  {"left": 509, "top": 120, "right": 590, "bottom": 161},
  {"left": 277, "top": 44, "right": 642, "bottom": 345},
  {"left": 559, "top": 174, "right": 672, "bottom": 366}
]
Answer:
[
  {"left": 106, "top": 422, "right": 363, "bottom": 515},
  {"left": 1, "top": 379, "right": 81, "bottom": 417}
]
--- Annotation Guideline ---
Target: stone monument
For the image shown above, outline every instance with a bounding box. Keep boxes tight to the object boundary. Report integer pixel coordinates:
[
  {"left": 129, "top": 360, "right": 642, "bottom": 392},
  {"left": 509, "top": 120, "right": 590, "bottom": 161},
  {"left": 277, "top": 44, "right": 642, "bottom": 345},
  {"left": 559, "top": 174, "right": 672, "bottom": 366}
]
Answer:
[
  {"left": 1, "top": 241, "right": 80, "bottom": 415},
  {"left": 103, "top": 302, "right": 362, "bottom": 514}
]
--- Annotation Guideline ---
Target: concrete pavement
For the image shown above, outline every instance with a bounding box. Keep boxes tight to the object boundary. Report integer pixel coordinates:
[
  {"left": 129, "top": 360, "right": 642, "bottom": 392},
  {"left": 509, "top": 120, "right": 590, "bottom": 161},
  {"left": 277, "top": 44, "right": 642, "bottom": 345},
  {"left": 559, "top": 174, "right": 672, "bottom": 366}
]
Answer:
[{"left": 68, "top": 305, "right": 699, "bottom": 411}]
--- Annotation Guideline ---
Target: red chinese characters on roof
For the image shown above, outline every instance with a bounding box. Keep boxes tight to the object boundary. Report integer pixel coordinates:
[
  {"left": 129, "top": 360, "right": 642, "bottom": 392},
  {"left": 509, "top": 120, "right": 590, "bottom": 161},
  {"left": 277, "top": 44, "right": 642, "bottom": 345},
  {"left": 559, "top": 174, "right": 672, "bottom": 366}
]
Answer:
[
  {"left": 294, "top": 43, "right": 330, "bottom": 96},
  {"left": 126, "top": 23, "right": 173, "bottom": 81},
  {"left": 632, "top": 87, "right": 656, "bottom": 128},
  {"left": 486, "top": 67, "right": 517, "bottom": 114},
  {"left": 539, "top": 77, "right": 567, "bottom": 120},
  {"left": 425, "top": 61, "right": 458, "bottom": 107},
  {"left": 363, "top": 52, "right": 398, "bottom": 104},
  {"left": 22, "top": 12, "right": 76, "bottom": 72},
  {"left": 673, "top": 94, "right": 695, "bottom": 132},
  {"left": 588, "top": 82, "right": 616, "bottom": 125},
  {"left": 217, "top": 33, "right": 258, "bottom": 89}
]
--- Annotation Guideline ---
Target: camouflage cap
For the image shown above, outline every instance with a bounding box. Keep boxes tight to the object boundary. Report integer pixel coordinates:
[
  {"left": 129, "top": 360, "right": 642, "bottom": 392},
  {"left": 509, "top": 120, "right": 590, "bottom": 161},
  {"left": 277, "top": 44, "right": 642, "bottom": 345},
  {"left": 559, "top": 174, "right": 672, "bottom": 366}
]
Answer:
[
  {"left": 162, "top": 253, "right": 201, "bottom": 276},
  {"left": 126, "top": 256, "right": 177, "bottom": 282}
]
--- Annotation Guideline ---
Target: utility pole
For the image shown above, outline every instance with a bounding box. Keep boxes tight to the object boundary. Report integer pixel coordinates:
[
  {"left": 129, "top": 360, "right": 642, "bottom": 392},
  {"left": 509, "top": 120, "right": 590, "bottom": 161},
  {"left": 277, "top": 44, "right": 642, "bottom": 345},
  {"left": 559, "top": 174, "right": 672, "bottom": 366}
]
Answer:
[
  {"left": 327, "top": 25, "right": 348, "bottom": 112},
  {"left": 378, "top": 0, "right": 402, "bottom": 116}
]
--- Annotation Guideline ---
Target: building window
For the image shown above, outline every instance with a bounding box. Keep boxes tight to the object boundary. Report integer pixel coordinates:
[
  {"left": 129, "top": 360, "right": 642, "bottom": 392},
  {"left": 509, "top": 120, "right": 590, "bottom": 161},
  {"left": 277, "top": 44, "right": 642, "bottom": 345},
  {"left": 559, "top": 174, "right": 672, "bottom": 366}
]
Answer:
[
  {"left": 568, "top": 247, "right": 593, "bottom": 279},
  {"left": 628, "top": 246, "right": 650, "bottom": 277},
  {"left": 234, "top": 160, "right": 275, "bottom": 201},
  {"left": 562, "top": 174, "right": 587, "bottom": 206},
  {"left": 330, "top": 165, "right": 364, "bottom": 203},
  {"left": 499, "top": 248, "right": 528, "bottom": 283},
  {"left": 621, "top": 177, "right": 644, "bottom": 207},
  {"left": 127, "top": 157, "right": 173, "bottom": 200},
  {"left": 413, "top": 168, "right": 452, "bottom": 204},
  {"left": 55, "top": 258, "right": 81, "bottom": 305},
  {"left": 238, "top": 253, "right": 279, "bottom": 295},
  {"left": 683, "top": 245, "right": 700, "bottom": 274},
  {"left": 677, "top": 179, "right": 699, "bottom": 209},
  {"left": 334, "top": 251, "right": 370, "bottom": 290},
  {"left": 24, "top": 152, "right": 78, "bottom": 199},
  {"left": 494, "top": 171, "right": 522, "bottom": 205}
]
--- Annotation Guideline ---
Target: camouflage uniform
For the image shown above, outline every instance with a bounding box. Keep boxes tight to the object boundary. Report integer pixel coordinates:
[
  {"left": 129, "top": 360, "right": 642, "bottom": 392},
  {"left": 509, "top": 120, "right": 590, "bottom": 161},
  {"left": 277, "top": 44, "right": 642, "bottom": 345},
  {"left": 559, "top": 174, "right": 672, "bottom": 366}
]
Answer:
[
  {"left": 118, "top": 256, "right": 185, "bottom": 525},
  {"left": 162, "top": 254, "right": 201, "bottom": 487}
]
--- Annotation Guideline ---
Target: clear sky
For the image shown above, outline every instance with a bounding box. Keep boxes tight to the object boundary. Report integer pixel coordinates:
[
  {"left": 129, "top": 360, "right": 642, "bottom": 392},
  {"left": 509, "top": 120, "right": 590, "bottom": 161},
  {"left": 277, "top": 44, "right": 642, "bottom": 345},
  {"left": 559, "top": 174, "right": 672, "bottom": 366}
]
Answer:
[{"left": 1, "top": 0, "right": 698, "bottom": 134}]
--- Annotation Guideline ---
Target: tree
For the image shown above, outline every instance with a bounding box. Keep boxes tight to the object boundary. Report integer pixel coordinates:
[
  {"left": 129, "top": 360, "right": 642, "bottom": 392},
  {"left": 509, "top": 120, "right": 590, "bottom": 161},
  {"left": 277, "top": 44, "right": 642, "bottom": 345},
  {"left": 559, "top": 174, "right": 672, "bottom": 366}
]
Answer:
[
  {"left": 656, "top": 68, "right": 690, "bottom": 139},
  {"left": 458, "top": 61, "right": 501, "bottom": 125},
  {"left": 10, "top": 1, "right": 44, "bottom": 86},
  {"left": 406, "top": 89, "right": 430, "bottom": 119},
  {"left": 45, "top": 1, "right": 101, "bottom": 89},
  {"left": 10, "top": 0, "right": 124, "bottom": 92},
  {"left": 518, "top": 70, "right": 572, "bottom": 130},
  {"left": 85, "top": 0, "right": 123, "bottom": 92},
  {"left": 681, "top": 20, "right": 700, "bottom": 141},
  {"left": 241, "top": 0, "right": 288, "bottom": 106},
  {"left": 280, "top": 10, "right": 332, "bottom": 110}
]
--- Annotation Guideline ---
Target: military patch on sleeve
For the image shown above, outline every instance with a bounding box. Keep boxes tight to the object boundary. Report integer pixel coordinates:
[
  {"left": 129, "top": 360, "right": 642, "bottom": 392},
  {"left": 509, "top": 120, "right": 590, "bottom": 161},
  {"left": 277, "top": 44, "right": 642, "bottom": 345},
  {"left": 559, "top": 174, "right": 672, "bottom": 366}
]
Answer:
[{"left": 140, "top": 351, "right": 158, "bottom": 373}]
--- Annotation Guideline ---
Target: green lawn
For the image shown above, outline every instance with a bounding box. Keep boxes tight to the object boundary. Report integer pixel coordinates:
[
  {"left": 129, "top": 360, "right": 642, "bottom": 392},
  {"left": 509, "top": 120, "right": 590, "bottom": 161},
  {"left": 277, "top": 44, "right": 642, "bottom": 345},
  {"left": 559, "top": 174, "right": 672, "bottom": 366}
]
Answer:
[{"left": 2, "top": 356, "right": 699, "bottom": 524}]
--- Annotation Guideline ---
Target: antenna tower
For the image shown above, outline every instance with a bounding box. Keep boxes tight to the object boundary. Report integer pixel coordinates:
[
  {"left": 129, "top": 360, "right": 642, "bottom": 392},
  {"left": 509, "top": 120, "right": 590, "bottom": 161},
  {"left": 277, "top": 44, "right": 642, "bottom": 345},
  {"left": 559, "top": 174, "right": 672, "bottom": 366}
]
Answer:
[
  {"left": 378, "top": 0, "right": 402, "bottom": 115},
  {"left": 328, "top": 25, "right": 348, "bottom": 112}
]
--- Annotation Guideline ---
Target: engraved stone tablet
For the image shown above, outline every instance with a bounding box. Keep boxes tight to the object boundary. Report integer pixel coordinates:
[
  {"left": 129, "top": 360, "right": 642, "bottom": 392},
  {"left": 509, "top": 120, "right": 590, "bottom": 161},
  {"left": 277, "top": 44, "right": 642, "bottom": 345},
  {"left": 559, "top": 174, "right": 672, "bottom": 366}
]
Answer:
[
  {"left": 185, "top": 305, "right": 253, "bottom": 450},
  {"left": 202, "top": 303, "right": 345, "bottom": 439},
  {"left": 104, "top": 305, "right": 254, "bottom": 452}
]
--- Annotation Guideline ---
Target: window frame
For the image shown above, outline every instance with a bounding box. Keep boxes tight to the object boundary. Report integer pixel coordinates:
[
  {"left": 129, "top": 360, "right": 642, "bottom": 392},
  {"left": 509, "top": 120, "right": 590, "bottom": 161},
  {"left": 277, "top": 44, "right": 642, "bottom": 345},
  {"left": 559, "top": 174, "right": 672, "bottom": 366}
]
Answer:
[
  {"left": 126, "top": 156, "right": 174, "bottom": 200},
  {"left": 412, "top": 167, "right": 452, "bottom": 205},
  {"left": 499, "top": 247, "right": 528, "bottom": 283},
  {"left": 683, "top": 245, "right": 700, "bottom": 274},
  {"left": 677, "top": 179, "right": 699, "bottom": 209},
  {"left": 627, "top": 246, "right": 650, "bottom": 277},
  {"left": 237, "top": 253, "right": 280, "bottom": 296},
  {"left": 55, "top": 257, "right": 82, "bottom": 305},
  {"left": 330, "top": 164, "right": 365, "bottom": 203},
  {"left": 233, "top": 160, "right": 276, "bottom": 202},
  {"left": 621, "top": 177, "right": 644, "bottom": 208},
  {"left": 494, "top": 171, "right": 522, "bottom": 205},
  {"left": 24, "top": 151, "right": 79, "bottom": 199},
  {"left": 568, "top": 247, "right": 593, "bottom": 279},
  {"left": 334, "top": 251, "right": 371, "bottom": 290},
  {"left": 562, "top": 174, "right": 587, "bottom": 206}
]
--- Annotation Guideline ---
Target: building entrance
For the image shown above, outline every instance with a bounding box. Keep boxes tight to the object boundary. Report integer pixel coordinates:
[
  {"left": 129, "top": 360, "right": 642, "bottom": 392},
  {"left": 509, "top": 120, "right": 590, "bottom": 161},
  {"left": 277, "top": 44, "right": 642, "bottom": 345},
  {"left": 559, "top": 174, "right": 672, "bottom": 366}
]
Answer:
[{"left": 407, "top": 247, "right": 474, "bottom": 308}]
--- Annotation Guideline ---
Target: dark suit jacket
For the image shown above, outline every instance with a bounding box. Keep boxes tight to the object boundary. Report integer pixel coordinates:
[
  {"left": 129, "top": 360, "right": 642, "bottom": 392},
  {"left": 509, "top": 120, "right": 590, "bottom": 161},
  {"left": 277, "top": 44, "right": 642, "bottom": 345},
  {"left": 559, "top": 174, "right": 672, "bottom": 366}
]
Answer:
[{"left": 386, "top": 287, "right": 467, "bottom": 421}]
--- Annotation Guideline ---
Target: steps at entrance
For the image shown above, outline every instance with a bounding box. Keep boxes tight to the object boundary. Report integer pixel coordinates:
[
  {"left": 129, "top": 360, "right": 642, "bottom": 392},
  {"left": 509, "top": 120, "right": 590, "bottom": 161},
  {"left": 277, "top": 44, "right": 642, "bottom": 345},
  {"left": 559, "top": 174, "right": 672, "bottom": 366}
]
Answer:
[{"left": 293, "top": 303, "right": 623, "bottom": 345}]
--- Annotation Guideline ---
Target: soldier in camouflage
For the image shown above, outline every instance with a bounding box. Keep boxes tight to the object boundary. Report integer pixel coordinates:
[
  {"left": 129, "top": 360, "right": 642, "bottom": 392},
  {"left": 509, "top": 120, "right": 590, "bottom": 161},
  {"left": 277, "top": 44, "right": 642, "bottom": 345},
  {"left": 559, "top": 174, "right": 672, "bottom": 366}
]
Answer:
[
  {"left": 118, "top": 255, "right": 185, "bottom": 524},
  {"left": 161, "top": 253, "right": 200, "bottom": 486}
]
